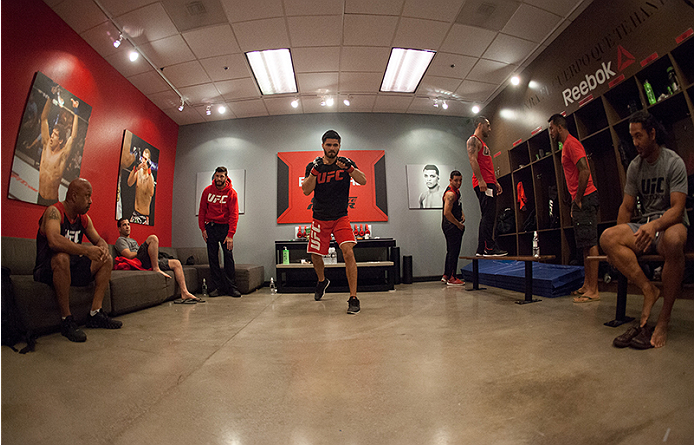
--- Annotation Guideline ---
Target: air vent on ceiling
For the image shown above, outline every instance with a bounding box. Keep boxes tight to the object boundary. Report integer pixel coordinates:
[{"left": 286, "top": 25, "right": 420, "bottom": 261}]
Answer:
[
  {"left": 455, "top": 0, "right": 520, "bottom": 32},
  {"left": 186, "top": 1, "right": 207, "bottom": 16},
  {"left": 162, "top": 0, "right": 227, "bottom": 32}
]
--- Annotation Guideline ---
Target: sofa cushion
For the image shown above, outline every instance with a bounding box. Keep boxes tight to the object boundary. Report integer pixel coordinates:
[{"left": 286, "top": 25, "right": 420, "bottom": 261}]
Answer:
[
  {"left": 2, "top": 237, "right": 37, "bottom": 276},
  {"left": 109, "top": 270, "right": 174, "bottom": 315},
  {"left": 236, "top": 264, "right": 264, "bottom": 294},
  {"left": 175, "top": 247, "right": 209, "bottom": 266}
]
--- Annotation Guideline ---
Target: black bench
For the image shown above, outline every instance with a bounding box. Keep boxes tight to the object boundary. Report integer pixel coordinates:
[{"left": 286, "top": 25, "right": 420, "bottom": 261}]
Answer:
[{"left": 459, "top": 255, "right": 556, "bottom": 305}]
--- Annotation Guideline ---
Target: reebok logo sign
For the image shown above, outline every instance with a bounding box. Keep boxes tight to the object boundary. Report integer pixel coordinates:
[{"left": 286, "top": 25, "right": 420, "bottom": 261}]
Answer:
[{"left": 561, "top": 62, "right": 616, "bottom": 107}]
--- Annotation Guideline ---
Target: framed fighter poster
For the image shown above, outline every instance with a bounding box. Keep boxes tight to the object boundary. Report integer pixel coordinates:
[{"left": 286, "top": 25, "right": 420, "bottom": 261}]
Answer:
[
  {"left": 8, "top": 72, "right": 92, "bottom": 206},
  {"left": 406, "top": 163, "right": 456, "bottom": 209},
  {"left": 277, "top": 150, "right": 388, "bottom": 224},
  {"left": 195, "top": 169, "right": 246, "bottom": 215},
  {"left": 115, "top": 130, "right": 160, "bottom": 226}
]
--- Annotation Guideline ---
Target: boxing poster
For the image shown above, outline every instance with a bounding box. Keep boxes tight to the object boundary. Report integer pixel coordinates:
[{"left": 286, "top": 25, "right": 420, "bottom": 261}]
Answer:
[
  {"left": 406, "top": 163, "right": 456, "bottom": 209},
  {"left": 8, "top": 72, "right": 92, "bottom": 206},
  {"left": 115, "top": 130, "right": 160, "bottom": 226},
  {"left": 277, "top": 150, "right": 388, "bottom": 224}
]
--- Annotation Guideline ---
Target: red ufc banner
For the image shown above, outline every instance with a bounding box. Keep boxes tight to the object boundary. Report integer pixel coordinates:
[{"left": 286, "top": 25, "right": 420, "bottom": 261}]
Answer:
[{"left": 277, "top": 150, "right": 388, "bottom": 224}]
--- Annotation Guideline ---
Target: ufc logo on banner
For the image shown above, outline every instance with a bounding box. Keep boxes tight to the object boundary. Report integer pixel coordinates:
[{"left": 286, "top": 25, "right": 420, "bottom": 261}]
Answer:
[
  {"left": 309, "top": 222, "right": 321, "bottom": 251},
  {"left": 208, "top": 195, "right": 228, "bottom": 204}
]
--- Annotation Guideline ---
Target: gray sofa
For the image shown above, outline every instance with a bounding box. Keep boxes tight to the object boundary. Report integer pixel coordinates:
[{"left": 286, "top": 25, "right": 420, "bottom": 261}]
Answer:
[{"left": 1, "top": 237, "right": 264, "bottom": 335}]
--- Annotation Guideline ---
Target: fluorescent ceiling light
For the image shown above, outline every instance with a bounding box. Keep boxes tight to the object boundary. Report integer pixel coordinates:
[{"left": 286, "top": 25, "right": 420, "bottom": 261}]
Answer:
[
  {"left": 381, "top": 48, "right": 436, "bottom": 93},
  {"left": 246, "top": 49, "right": 297, "bottom": 95}
]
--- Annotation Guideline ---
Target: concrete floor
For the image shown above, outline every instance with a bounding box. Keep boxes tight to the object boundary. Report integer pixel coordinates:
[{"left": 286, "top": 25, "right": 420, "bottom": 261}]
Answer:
[{"left": 2, "top": 282, "right": 694, "bottom": 445}]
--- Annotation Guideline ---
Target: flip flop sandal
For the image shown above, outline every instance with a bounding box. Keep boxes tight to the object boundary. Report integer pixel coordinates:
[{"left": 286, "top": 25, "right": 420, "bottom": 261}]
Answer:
[
  {"left": 570, "top": 290, "right": 585, "bottom": 296},
  {"left": 174, "top": 298, "right": 198, "bottom": 304},
  {"left": 573, "top": 295, "right": 600, "bottom": 303}
]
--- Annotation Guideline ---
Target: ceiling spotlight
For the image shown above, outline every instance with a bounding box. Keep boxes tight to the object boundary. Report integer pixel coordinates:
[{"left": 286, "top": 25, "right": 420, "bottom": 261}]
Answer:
[
  {"left": 113, "top": 34, "right": 123, "bottom": 48},
  {"left": 343, "top": 97, "right": 351, "bottom": 107},
  {"left": 472, "top": 105, "right": 480, "bottom": 114},
  {"left": 326, "top": 96, "right": 334, "bottom": 107},
  {"left": 433, "top": 99, "right": 439, "bottom": 108},
  {"left": 510, "top": 76, "right": 520, "bottom": 86},
  {"left": 206, "top": 105, "right": 212, "bottom": 116},
  {"left": 178, "top": 98, "right": 185, "bottom": 112},
  {"left": 291, "top": 98, "right": 299, "bottom": 108},
  {"left": 218, "top": 105, "right": 227, "bottom": 114},
  {"left": 442, "top": 101, "right": 448, "bottom": 110},
  {"left": 320, "top": 96, "right": 326, "bottom": 107},
  {"left": 129, "top": 51, "right": 139, "bottom": 62}
]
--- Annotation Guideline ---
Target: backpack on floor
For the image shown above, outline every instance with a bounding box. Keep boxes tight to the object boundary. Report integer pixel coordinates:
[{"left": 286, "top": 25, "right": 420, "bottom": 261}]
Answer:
[{"left": 1, "top": 267, "right": 36, "bottom": 353}]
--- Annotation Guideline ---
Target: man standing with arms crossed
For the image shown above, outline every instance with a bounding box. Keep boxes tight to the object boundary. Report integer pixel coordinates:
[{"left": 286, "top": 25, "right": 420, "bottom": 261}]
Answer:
[
  {"left": 467, "top": 116, "right": 507, "bottom": 257},
  {"left": 302, "top": 130, "right": 367, "bottom": 314},
  {"left": 548, "top": 113, "right": 600, "bottom": 303},
  {"left": 198, "top": 166, "right": 241, "bottom": 298}
]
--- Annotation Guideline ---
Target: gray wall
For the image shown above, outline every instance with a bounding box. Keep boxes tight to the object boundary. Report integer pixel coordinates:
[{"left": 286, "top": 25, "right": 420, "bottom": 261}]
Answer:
[{"left": 172, "top": 112, "right": 478, "bottom": 281}]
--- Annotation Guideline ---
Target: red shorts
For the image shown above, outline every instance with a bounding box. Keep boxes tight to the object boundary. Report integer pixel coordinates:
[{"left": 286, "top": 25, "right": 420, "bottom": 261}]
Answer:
[{"left": 307, "top": 216, "right": 356, "bottom": 255}]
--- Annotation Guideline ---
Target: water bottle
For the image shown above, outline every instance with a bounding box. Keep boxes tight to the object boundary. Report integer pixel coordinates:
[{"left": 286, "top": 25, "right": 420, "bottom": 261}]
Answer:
[
  {"left": 644, "top": 79, "right": 656, "bottom": 105},
  {"left": 532, "top": 231, "right": 540, "bottom": 258},
  {"left": 667, "top": 67, "right": 680, "bottom": 92},
  {"left": 201, "top": 278, "right": 208, "bottom": 297},
  {"left": 328, "top": 247, "right": 337, "bottom": 264},
  {"left": 270, "top": 277, "right": 277, "bottom": 294},
  {"left": 282, "top": 246, "right": 289, "bottom": 265}
]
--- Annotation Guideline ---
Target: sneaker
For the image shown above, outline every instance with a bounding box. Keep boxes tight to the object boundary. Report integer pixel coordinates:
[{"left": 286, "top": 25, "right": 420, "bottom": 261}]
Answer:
[
  {"left": 86, "top": 310, "right": 123, "bottom": 329},
  {"left": 613, "top": 325, "right": 642, "bottom": 348},
  {"left": 229, "top": 286, "right": 242, "bottom": 298},
  {"left": 347, "top": 297, "right": 360, "bottom": 314},
  {"left": 441, "top": 275, "right": 449, "bottom": 283},
  {"left": 483, "top": 247, "right": 508, "bottom": 257},
  {"left": 475, "top": 251, "right": 484, "bottom": 257},
  {"left": 447, "top": 277, "right": 465, "bottom": 286},
  {"left": 629, "top": 324, "right": 655, "bottom": 349},
  {"left": 208, "top": 289, "right": 222, "bottom": 297},
  {"left": 315, "top": 278, "right": 330, "bottom": 301},
  {"left": 61, "top": 316, "right": 87, "bottom": 342}
]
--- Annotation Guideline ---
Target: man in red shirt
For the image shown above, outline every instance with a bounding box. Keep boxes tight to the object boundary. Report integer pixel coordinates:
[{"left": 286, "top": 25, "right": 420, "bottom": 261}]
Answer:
[
  {"left": 467, "top": 116, "right": 507, "bottom": 257},
  {"left": 549, "top": 114, "right": 600, "bottom": 302},
  {"left": 198, "top": 166, "right": 241, "bottom": 297}
]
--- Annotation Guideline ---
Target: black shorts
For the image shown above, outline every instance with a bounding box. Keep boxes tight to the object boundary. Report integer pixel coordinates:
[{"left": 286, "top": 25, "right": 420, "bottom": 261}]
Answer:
[
  {"left": 136, "top": 242, "right": 171, "bottom": 271},
  {"left": 572, "top": 191, "right": 599, "bottom": 249},
  {"left": 34, "top": 254, "right": 94, "bottom": 287}
]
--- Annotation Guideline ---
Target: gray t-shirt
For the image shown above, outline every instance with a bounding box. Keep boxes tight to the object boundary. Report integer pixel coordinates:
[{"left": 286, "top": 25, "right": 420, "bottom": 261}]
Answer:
[
  {"left": 115, "top": 236, "right": 140, "bottom": 255},
  {"left": 624, "top": 147, "right": 689, "bottom": 226}
]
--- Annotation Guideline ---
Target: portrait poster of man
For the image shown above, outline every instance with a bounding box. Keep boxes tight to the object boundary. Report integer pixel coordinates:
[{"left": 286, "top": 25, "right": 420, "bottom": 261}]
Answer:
[
  {"left": 8, "top": 71, "right": 92, "bottom": 206},
  {"left": 115, "top": 130, "right": 160, "bottom": 226},
  {"left": 406, "top": 164, "right": 455, "bottom": 209}
]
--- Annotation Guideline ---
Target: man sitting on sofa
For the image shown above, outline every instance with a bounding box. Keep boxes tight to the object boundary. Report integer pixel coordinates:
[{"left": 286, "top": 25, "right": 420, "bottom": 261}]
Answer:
[
  {"left": 115, "top": 218, "right": 202, "bottom": 304},
  {"left": 33, "top": 178, "right": 123, "bottom": 343}
]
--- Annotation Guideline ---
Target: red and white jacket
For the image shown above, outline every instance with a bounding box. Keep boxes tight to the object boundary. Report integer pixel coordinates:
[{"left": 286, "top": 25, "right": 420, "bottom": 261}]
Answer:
[{"left": 198, "top": 177, "right": 239, "bottom": 238}]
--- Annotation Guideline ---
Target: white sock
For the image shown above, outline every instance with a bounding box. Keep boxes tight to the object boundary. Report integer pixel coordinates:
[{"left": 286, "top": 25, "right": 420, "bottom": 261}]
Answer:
[{"left": 90, "top": 309, "right": 100, "bottom": 316}]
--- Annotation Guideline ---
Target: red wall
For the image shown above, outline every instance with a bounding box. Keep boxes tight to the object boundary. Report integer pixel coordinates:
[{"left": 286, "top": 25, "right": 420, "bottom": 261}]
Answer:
[{"left": 1, "top": 0, "right": 178, "bottom": 245}]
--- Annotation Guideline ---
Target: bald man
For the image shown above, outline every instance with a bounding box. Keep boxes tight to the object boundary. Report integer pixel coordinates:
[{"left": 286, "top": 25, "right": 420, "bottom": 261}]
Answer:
[{"left": 34, "top": 178, "right": 123, "bottom": 342}]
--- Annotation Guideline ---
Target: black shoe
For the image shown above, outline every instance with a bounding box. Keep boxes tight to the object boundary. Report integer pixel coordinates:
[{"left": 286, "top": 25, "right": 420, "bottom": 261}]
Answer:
[
  {"left": 315, "top": 278, "right": 330, "bottom": 301},
  {"left": 61, "top": 316, "right": 86, "bottom": 342},
  {"left": 475, "top": 251, "right": 484, "bottom": 257},
  {"left": 629, "top": 324, "right": 655, "bottom": 349},
  {"left": 208, "top": 289, "right": 222, "bottom": 297},
  {"left": 86, "top": 310, "right": 122, "bottom": 329},
  {"left": 613, "top": 324, "right": 642, "bottom": 348},
  {"left": 229, "top": 286, "right": 242, "bottom": 298},
  {"left": 483, "top": 247, "right": 508, "bottom": 257},
  {"left": 347, "top": 297, "right": 360, "bottom": 314}
]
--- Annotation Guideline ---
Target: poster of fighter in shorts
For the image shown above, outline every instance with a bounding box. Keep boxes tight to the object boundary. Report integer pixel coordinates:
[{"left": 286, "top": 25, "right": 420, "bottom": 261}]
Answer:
[
  {"left": 8, "top": 71, "right": 92, "bottom": 206},
  {"left": 115, "top": 130, "right": 160, "bottom": 226}
]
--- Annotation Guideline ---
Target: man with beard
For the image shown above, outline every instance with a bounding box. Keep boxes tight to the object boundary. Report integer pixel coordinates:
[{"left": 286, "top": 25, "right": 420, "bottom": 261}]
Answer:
[
  {"left": 600, "top": 111, "right": 688, "bottom": 349},
  {"left": 441, "top": 170, "right": 466, "bottom": 286},
  {"left": 301, "top": 130, "right": 367, "bottom": 314},
  {"left": 33, "top": 178, "right": 122, "bottom": 342},
  {"left": 127, "top": 148, "right": 155, "bottom": 224},
  {"left": 418, "top": 164, "right": 442, "bottom": 208},
  {"left": 198, "top": 166, "right": 241, "bottom": 297}
]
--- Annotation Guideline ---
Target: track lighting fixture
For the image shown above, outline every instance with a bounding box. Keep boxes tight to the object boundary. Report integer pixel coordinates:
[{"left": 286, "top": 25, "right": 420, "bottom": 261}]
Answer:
[
  {"left": 291, "top": 98, "right": 299, "bottom": 108},
  {"left": 178, "top": 99, "right": 185, "bottom": 112},
  {"left": 206, "top": 105, "right": 212, "bottom": 115},
  {"left": 113, "top": 34, "right": 123, "bottom": 48},
  {"left": 442, "top": 100, "right": 448, "bottom": 110}
]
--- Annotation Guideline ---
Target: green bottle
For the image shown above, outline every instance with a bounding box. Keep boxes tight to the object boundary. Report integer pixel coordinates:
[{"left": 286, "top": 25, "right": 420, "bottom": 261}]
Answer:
[
  {"left": 644, "top": 79, "right": 656, "bottom": 105},
  {"left": 282, "top": 246, "right": 289, "bottom": 265}
]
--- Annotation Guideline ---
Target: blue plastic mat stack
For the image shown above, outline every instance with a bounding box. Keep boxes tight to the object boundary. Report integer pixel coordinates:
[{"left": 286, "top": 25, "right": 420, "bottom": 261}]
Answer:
[{"left": 461, "top": 260, "right": 584, "bottom": 298}]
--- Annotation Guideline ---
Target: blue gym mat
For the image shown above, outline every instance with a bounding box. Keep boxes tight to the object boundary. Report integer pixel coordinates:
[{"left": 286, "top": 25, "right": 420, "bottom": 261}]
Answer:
[{"left": 461, "top": 260, "right": 584, "bottom": 298}]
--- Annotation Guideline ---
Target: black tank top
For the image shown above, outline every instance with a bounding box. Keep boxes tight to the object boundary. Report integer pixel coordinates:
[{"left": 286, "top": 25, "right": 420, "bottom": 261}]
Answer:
[
  {"left": 34, "top": 202, "right": 89, "bottom": 273},
  {"left": 442, "top": 185, "right": 462, "bottom": 229}
]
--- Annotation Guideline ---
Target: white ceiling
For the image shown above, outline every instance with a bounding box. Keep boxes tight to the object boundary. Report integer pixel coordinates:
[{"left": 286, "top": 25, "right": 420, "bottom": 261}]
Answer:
[{"left": 45, "top": 0, "right": 593, "bottom": 125}]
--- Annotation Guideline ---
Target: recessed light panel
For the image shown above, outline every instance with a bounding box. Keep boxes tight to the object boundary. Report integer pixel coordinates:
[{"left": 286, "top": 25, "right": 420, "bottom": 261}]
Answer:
[
  {"left": 380, "top": 48, "right": 436, "bottom": 93},
  {"left": 246, "top": 49, "right": 298, "bottom": 95}
]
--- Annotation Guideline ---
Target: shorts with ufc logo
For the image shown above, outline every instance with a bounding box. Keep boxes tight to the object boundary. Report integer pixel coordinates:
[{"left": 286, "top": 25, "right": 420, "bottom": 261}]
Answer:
[{"left": 306, "top": 215, "right": 356, "bottom": 255}]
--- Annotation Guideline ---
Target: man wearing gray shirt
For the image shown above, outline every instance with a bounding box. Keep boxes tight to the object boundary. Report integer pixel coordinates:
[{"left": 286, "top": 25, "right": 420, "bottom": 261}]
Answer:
[{"left": 601, "top": 111, "right": 688, "bottom": 349}]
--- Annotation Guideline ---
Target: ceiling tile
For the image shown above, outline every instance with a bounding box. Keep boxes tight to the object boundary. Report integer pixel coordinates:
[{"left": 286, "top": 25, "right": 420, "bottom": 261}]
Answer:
[
  {"left": 292, "top": 48, "right": 340, "bottom": 73},
  {"left": 162, "top": 61, "right": 212, "bottom": 88},
  {"left": 216, "top": 78, "right": 261, "bottom": 100},
  {"left": 393, "top": 18, "right": 449, "bottom": 50},
  {"left": 301, "top": 96, "right": 338, "bottom": 113},
  {"left": 426, "top": 52, "right": 476, "bottom": 79},
  {"left": 373, "top": 95, "right": 414, "bottom": 112},
  {"left": 482, "top": 34, "right": 537, "bottom": 65},
  {"left": 339, "top": 72, "right": 384, "bottom": 93},
  {"left": 402, "top": 0, "right": 465, "bottom": 22},
  {"left": 160, "top": 0, "right": 229, "bottom": 32},
  {"left": 407, "top": 96, "right": 442, "bottom": 114},
  {"left": 52, "top": 0, "right": 107, "bottom": 33},
  {"left": 417, "top": 75, "right": 462, "bottom": 96},
  {"left": 343, "top": 15, "right": 399, "bottom": 47},
  {"left": 264, "top": 96, "right": 305, "bottom": 115},
  {"left": 200, "top": 54, "right": 252, "bottom": 81},
  {"left": 502, "top": 4, "right": 561, "bottom": 43},
  {"left": 569, "top": 0, "right": 594, "bottom": 21},
  {"left": 524, "top": 0, "right": 585, "bottom": 17},
  {"left": 103, "top": 42, "right": 153, "bottom": 77},
  {"left": 467, "top": 58, "right": 516, "bottom": 84},
  {"left": 138, "top": 35, "right": 197, "bottom": 68},
  {"left": 116, "top": 3, "right": 179, "bottom": 45},
  {"left": 455, "top": 0, "right": 521, "bottom": 32},
  {"left": 162, "top": 106, "right": 207, "bottom": 125},
  {"left": 287, "top": 16, "right": 343, "bottom": 47},
  {"left": 520, "top": 44, "right": 548, "bottom": 69},
  {"left": 345, "top": 0, "right": 405, "bottom": 15},
  {"left": 79, "top": 21, "right": 122, "bottom": 59},
  {"left": 228, "top": 99, "right": 269, "bottom": 118},
  {"left": 182, "top": 25, "right": 241, "bottom": 59},
  {"left": 340, "top": 47, "right": 390, "bottom": 72},
  {"left": 297, "top": 73, "right": 340, "bottom": 94},
  {"left": 127, "top": 70, "right": 171, "bottom": 95},
  {"left": 148, "top": 90, "right": 184, "bottom": 110},
  {"left": 455, "top": 79, "right": 498, "bottom": 102},
  {"left": 220, "top": 0, "right": 284, "bottom": 22},
  {"left": 179, "top": 83, "right": 224, "bottom": 104},
  {"left": 97, "top": 0, "right": 159, "bottom": 18},
  {"left": 546, "top": 19, "right": 571, "bottom": 43},
  {"left": 338, "top": 94, "right": 377, "bottom": 112},
  {"left": 443, "top": 99, "right": 473, "bottom": 116},
  {"left": 439, "top": 24, "right": 497, "bottom": 57},
  {"left": 232, "top": 18, "right": 290, "bottom": 52},
  {"left": 284, "top": 0, "right": 344, "bottom": 16}
]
